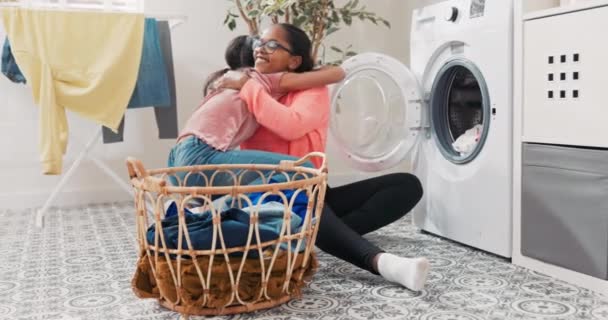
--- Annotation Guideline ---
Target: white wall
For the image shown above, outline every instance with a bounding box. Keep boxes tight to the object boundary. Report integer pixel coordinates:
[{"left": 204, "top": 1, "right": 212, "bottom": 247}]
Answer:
[{"left": 0, "top": 0, "right": 422, "bottom": 210}]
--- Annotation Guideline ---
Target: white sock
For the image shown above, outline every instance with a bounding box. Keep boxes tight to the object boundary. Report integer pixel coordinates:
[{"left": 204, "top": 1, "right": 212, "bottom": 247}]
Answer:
[{"left": 377, "top": 253, "right": 430, "bottom": 291}]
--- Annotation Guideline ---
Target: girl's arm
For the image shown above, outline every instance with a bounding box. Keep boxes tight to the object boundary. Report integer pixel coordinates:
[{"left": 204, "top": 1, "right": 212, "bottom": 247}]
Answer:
[
  {"left": 278, "top": 66, "right": 345, "bottom": 91},
  {"left": 216, "top": 71, "right": 330, "bottom": 141}
]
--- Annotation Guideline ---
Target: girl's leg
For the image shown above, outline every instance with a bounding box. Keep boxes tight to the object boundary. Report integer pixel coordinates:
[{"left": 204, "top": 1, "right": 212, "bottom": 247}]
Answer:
[{"left": 168, "top": 136, "right": 312, "bottom": 187}]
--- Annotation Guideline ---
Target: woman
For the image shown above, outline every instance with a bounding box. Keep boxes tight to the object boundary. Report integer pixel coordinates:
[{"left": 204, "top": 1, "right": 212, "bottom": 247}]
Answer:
[
  {"left": 219, "top": 23, "right": 429, "bottom": 291},
  {"left": 168, "top": 34, "right": 343, "bottom": 187}
]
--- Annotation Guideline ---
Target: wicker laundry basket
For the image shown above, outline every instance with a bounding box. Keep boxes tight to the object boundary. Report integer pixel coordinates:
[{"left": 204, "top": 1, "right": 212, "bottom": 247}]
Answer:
[{"left": 126, "top": 153, "right": 327, "bottom": 318}]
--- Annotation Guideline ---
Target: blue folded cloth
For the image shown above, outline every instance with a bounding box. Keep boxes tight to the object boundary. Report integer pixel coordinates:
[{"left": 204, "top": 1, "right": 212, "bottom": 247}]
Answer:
[
  {"left": 154, "top": 200, "right": 307, "bottom": 256},
  {"left": 148, "top": 203, "right": 279, "bottom": 257},
  {"left": 244, "top": 177, "right": 309, "bottom": 227},
  {"left": 1, "top": 37, "right": 26, "bottom": 84}
]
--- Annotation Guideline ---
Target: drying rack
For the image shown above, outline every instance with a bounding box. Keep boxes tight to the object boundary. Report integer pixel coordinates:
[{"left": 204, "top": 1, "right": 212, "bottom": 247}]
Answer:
[{"left": 0, "top": 0, "right": 187, "bottom": 227}]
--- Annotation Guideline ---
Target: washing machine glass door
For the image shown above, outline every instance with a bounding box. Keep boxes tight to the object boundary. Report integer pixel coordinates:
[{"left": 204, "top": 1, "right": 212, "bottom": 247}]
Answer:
[
  {"left": 331, "top": 53, "right": 423, "bottom": 172},
  {"left": 429, "top": 59, "right": 490, "bottom": 164}
]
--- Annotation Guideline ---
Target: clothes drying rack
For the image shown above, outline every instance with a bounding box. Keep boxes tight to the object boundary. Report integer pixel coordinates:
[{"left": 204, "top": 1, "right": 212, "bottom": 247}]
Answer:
[{"left": 0, "top": 0, "right": 187, "bottom": 227}]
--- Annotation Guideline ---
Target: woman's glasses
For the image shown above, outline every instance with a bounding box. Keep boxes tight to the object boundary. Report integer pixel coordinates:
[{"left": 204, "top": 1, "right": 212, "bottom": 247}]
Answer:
[{"left": 252, "top": 38, "right": 293, "bottom": 54}]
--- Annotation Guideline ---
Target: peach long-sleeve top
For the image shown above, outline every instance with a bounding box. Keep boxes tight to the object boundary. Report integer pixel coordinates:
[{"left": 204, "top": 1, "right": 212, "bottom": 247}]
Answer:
[{"left": 239, "top": 79, "right": 330, "bottom": 168}]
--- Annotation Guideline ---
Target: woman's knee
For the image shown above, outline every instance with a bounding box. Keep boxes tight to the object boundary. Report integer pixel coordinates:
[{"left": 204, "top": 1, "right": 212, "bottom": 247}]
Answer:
[
  {"left": 403, "top": 173, "right": 423, "bottom": 201},
  {"left": 384, "top": 173, "right": 424, "bottom": 202}
]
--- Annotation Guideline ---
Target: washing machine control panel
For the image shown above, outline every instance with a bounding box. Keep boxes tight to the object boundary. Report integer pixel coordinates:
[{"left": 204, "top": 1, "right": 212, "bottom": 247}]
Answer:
[
  {"left": 445, "top": 6, "right": 459, "bottom": 22},
  {"left": 469, "top": 0, "right": 486, "bottom": 19}
]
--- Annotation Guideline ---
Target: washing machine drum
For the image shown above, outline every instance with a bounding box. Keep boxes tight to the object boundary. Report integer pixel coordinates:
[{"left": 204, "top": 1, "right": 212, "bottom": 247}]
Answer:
[{"left": 430, "top": 60, "right": 491, "bottom": 164}]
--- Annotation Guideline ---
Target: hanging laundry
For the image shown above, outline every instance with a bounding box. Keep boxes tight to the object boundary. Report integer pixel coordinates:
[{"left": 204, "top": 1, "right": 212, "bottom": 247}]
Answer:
[
  {"left": 102, "top": 19, "right": 178, "bottom": 143},
  {"left": 452, "top": 124, "right": 484, "bottom": 156},
  {"left": 1, "top": 8, "right": 144, "bottom": 174},
  {"left": 1, "top": 37, "right": 26, "bottom": 84}
]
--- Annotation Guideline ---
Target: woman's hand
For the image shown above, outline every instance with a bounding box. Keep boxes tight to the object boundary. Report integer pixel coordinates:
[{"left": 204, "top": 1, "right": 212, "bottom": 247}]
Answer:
[{"left": 216, "top": 70, "right": 250, "bottom": 90}]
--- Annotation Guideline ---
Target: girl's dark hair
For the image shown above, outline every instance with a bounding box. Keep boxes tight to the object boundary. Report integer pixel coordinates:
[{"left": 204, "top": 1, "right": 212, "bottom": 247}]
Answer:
[
  {"left": 277, "top": 23, "right": 314, "bottom": 73},
  {"left": 203, "top": 35, "right": 255, "bottom": 95}
]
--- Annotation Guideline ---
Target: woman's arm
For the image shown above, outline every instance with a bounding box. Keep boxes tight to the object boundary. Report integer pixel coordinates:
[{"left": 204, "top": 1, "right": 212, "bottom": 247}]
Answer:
[
  {"left": 239, "top": 80, "right": 329, "bottom": 141},
  {"left": 278, "top": 66, "right": 345, "bottom": 91}
]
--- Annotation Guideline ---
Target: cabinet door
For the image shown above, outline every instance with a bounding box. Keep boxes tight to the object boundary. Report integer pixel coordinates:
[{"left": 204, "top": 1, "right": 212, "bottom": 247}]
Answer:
[
  {"left": 521, "top": 143, "right": 608, "bottom": 280},
  {"left": 523, "top": 6, "right": 608, "bottom": 148}
]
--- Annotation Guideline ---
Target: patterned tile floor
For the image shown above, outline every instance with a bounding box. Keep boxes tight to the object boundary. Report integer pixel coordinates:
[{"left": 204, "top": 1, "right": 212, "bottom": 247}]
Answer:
[{"left": 0, "top": 202, "right": 606, "bottom": 320}]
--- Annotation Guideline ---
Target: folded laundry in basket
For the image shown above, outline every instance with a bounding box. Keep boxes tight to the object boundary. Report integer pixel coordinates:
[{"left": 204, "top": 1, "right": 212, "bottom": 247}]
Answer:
[
  {"left": 452, "top": 124, "right": 483, "bottom": 155},
  {"left": 245, "top": 177, "right": 310, "bottom": 227},
  {"left": 152, "top": 201, "right": 305, "bottom": 257}
]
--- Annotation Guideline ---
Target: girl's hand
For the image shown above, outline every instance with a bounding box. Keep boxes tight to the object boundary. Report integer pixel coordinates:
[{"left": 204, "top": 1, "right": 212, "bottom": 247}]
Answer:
[{"left": 216, "top": 70, "right": 250, "bottom": 90}]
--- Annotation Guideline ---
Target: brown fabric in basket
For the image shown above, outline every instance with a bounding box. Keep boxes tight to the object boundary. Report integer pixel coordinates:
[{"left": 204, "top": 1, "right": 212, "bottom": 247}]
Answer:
[{"left": 132, "top": 250, "right": 318, "bottom": 312}]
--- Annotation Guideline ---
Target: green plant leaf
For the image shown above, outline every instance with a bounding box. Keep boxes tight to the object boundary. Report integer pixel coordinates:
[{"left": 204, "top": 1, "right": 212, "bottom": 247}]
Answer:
[
  {"left": 228, "top": 19, "right": 237, "bottom": 30},
  {"left": 326, "top": 27, "right": 339, "bottom": 36},
  {"left": 343, "top": 13, "right": 352, "bottom": 26},
  {"left": 330, "top": 46, "right": 343, "bottom": 53},
  {"left": 293, "top": 16, "right": 306, "bottom": 27}
]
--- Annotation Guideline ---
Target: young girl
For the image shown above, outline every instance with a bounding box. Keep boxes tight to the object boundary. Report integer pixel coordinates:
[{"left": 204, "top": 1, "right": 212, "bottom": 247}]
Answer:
[{"left": 168, "top": 35, "right": 345, "bottom": 187}]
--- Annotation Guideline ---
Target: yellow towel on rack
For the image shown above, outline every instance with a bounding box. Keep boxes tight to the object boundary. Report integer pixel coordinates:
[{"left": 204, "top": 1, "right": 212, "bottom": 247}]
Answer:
[{"left": 1, "top": 7, "right": 144, "bottom": 175}]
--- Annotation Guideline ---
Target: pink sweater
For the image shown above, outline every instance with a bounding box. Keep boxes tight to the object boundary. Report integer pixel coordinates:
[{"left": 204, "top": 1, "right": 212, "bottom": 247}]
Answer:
[
  {"left": 239, "top": 80, "right": 330, "bottom": 168},
  {"left": 178, "top": 71, "right": 284, "bottom": 151}
]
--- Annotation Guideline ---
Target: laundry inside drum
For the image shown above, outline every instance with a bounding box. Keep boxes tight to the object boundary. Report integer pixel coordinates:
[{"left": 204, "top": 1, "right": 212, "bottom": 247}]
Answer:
[
  {"left": 431, "top": 62, "right": 489, "bottom": 163},
  {"left": 447, "top": 67, "right": 484, "bottom": 156}
]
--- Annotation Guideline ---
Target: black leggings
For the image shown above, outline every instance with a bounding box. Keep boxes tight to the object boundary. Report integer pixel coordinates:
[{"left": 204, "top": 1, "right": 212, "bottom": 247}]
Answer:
[{"left": 315, "top": 173, "right": 423, "bottom": 274}]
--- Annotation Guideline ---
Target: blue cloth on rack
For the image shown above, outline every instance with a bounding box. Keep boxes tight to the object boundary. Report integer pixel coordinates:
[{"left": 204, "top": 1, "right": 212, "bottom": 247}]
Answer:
[
  {"left": 1, "top": 37, "right": 26, "bottom": 84},
  {"left": 102, "top": 19, "right": 178, "bottom": 143},
  {"left": 127, "top": 17, "right": 171, "bottom": 109}
]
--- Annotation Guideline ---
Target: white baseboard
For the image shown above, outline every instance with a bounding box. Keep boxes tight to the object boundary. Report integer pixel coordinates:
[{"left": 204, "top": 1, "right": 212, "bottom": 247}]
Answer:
[
  {"left": 0, "top": 187, "right": 132, "bottom": 211},
  {"left": 3, "top": 170, "right": 401, "bottom": 210},
  {"left": 1, "top": 173, "right": 369, "bottom": 211},
  {"left": 513, "top": 253, "right": 608, "bottom": 296}
]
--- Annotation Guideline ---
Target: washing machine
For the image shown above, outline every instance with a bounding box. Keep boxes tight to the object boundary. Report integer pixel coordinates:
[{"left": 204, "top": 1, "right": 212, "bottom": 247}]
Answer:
[{"left": 330, "top": 0, "right": 513, "bottom": 258}]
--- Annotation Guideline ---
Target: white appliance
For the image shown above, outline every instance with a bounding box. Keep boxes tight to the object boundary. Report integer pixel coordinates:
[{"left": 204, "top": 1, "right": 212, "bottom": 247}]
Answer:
[{"left": 330, "top": 0, "right": 513, "bottom": 257}]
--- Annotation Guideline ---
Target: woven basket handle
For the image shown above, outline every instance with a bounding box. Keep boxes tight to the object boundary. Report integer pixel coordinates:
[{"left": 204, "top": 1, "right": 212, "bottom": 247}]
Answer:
[
  {"left": 126, "top": 157, "right": 148, "bottom": 179},
  {"left": 279, "top": 152, "right": 327, "bottom": 173},
  {"left": 126, "top": 157, "right": 167, "bottom": 193}
]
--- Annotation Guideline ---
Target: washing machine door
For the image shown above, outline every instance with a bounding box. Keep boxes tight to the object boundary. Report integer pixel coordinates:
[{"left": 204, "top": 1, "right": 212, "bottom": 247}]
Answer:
[{"left": 330, "top": 52, "right": 424, "bottom": 172}]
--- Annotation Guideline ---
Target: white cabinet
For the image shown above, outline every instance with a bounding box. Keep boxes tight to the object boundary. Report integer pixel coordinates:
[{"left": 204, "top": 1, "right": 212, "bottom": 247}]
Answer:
[
  {"left": 523, "top": 5, "right": 608, "bottom": 147},
  {"left": 513, "top": 0, "right": 608, "bottom": 295}
]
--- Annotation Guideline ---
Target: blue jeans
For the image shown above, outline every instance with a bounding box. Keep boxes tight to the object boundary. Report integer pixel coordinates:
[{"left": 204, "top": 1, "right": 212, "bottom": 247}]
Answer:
[{"left": 167, "top": 136, "right": 313, "bottom": 187}]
